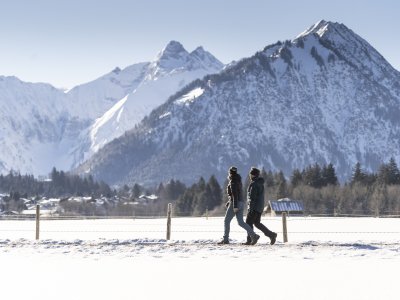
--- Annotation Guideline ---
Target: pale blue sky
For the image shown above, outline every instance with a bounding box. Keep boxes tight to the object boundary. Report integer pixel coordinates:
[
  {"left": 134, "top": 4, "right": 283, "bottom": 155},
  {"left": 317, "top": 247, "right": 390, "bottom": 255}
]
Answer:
[{"left": 0, "top": 0, "right": 399, "bottom": 88}]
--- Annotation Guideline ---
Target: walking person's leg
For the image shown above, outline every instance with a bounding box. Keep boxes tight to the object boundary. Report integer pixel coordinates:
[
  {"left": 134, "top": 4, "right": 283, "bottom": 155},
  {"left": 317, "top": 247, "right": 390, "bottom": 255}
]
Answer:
[
  {"left": 253, "top": 211, "right": 277, "bottom": 245},
  {"left": 219, "top": 202, "right": 235, "bottom": 244},
  {"left": 235, "top": 202, "right": 259, "bottom": 244},
  {"left": 245, "top": 210, "right": 257, "bottom": 245}
]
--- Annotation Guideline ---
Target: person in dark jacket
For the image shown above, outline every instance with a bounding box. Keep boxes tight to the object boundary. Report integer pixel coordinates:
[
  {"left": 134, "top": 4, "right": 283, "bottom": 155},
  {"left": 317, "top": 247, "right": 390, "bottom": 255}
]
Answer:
[
  {"left": 244, "top": 167, "right": 277, "bottom": 245},
  {"left": 218, "top": 166, "right": 260, "bottom": 245}
]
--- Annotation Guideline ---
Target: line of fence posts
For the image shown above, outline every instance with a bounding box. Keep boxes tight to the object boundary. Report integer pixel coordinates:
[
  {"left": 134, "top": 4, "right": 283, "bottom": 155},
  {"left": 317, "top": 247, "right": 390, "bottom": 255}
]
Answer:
[
  {"left": 164, "top": 203, "right": 289, "bottom": 243},
  {"left": 33, "top": 202, "right": 288, "bottom": 243}
]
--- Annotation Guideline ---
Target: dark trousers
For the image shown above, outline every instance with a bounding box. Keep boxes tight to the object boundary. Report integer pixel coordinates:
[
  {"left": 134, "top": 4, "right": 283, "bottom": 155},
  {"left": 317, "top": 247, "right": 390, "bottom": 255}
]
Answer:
[{"left": 246, "top": 210, "right": 275, "bottom": 242}]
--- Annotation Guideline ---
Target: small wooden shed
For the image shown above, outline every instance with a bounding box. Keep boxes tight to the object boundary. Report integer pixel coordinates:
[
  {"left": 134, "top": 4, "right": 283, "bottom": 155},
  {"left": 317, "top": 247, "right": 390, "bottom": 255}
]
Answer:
[{"left": 264, "top": 198, "right": 304, "bottom": 217}]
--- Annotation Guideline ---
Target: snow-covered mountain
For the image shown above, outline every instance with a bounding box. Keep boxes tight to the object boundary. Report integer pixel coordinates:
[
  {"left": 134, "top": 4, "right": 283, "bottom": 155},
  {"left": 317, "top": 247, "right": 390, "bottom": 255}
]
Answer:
[
  {"left": 0, "top": 70, "right": 147, "bottom": 176},
  {"left": 0, "top": 76, "right": 89, "bottom": 175},
  {"left": 0, "top": 42, "right": 223, "bottom": 176},
  {"left": 74, "top": 41, "right": 224, "bottom": 161},
  {"left": 65, "top": 63, "right": 149, "bottom": 120},
  {"left": 78, "top": 20, "right": 400, "bottom": 186}
]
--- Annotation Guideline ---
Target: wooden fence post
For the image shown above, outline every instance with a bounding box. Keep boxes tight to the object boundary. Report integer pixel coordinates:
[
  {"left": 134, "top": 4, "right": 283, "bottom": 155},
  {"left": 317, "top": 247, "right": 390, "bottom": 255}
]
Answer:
[
  {"left": 282, "top": 212, "right": 288, "bottom": 243},
  {"left": 35, "top": 204, "right": 40, "bottom": 240},
  {"left": 166, "top": 203, "right": 172, "bottom": 240}
]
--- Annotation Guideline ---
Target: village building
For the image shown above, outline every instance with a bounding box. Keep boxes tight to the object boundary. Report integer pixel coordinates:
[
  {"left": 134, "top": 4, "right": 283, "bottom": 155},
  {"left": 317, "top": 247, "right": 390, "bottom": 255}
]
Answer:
[{"left": 264, "top": 198, "right": 304, "bottom": 217}]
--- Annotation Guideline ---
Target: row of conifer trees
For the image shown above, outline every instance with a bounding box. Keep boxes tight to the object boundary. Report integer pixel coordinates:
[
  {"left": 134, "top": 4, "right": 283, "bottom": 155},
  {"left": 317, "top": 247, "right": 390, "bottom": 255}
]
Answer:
[
  {"left": 168, "top": 159, "right": 400, "bottom": 216},
  {"left": 1, "top": 160, "right": 400, "bottom": 216}
]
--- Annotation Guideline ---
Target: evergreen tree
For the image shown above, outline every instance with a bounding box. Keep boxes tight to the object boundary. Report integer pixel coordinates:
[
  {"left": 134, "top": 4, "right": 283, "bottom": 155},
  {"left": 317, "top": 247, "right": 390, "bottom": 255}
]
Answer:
[
  {"left": 260, "top": 168, "right": 268, "bottom": 180},
  {"left": 387, "top": 158, "right": 400, "bottom": 185},
  {"left": 193, "top": 184, "right": 213, "bottom": 216},
  {"left": 376, "top": 160, "right": 400, "bottom": 185},
  {"left": 173, "top": 180, "right": 186, "bottom": 199},
  {"left": 207, "top": 175, "right": 222, "bottom": 209},
  {"left": 196, "top": 177, "right": 206, "bottom": 192},
  {"left": 303, "top": 163, "right": 322, "bottom": 188},
  {"left": 351, "top": 162, "right": 366, "bottom": 185},
  {"left": 191, "top": 177, "right": 206, "bottom": 214},
  {"left": 164, "top": 179, "right": 176, "bottom": 200},
  {"left": 291, "top": 169, "right": 303, "bottom": 187},
  {"left": 161, "top": 180, "right": 186, "bottom": 201},
  {"left": 322, "top": 163, "right": 338, "bottom": 186},
  {"left": 156, "top": 183, "right": 164, "bottom": 197},
  {"left": 175, "top": 189, "right": 194, "bottom": 216},
  {"left": 275, "top": 171, "right": 288, "bottom": 199},
  {"left": 264, "top": 170, "right": 275, "bottom": 188}
]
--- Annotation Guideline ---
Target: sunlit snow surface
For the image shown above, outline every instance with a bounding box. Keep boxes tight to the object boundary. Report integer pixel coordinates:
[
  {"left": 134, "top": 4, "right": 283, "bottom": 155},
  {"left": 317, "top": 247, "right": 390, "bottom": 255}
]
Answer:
[
  {"left": 175, "top": 87, "right": 205, "bottom": 105},
  {"left": 0, "top": 217, "right": 398, "bottom": 300}
]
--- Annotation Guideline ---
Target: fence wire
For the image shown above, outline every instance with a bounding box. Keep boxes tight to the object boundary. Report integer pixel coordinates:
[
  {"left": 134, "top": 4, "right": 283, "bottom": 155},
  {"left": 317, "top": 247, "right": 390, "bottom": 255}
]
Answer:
[{"left": 1, "top": 216, "right": 400, "bottom": 238}]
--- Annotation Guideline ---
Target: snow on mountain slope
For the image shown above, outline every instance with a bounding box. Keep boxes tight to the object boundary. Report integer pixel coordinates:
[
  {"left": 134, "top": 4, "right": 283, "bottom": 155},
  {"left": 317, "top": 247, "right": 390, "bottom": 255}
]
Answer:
[
  {"left": 0, "top": 42, "right": 223, "bottom": 176},
  {"left": 0, "top": 64, "right": 149, "bottom": 176},
  {"left": 0, "top": 76, "right": 88, "bottom": 175},
  {"left": 65, "top": 62, "right": 149, "bottom": 119},
  {"left": 78, "top": 21, "right": 400, "bottom": 186},
  {"left": 75, "top": 41, "right": 224, "bottom": 162}
]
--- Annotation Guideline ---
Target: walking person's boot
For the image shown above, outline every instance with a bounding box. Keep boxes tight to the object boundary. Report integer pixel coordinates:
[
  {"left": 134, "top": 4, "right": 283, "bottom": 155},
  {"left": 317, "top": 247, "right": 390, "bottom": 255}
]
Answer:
[
  {"left": 270, "top": 232, "right": 278, "bottom": 245},
  {"left": 264, "top": 228, "right": 278, "bottom": 245},
  {"left": 242, "top": 236, "right": 252, "bottom": 245},
  {"left": 217, "top": 238, "right": 230, "bottom": 245},
  {"left": 250, "top": 234, "right": 260, "bottom": 245}
]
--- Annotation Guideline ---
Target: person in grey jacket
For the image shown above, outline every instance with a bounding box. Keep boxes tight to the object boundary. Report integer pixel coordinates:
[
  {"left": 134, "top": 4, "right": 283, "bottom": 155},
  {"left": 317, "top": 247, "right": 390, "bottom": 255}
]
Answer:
[
  {"left": 218, "top": 166, "right": 260, "bottom": 245},
  {"left": 244, "top": 167, "right": 277, "bottom": 245}
]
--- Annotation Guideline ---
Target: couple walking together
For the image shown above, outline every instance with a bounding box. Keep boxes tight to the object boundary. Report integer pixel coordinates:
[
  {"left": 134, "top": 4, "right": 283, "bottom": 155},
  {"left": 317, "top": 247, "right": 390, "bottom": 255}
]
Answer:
[{"left": 218, "top": 166, "right": 277, "bottom": 245}]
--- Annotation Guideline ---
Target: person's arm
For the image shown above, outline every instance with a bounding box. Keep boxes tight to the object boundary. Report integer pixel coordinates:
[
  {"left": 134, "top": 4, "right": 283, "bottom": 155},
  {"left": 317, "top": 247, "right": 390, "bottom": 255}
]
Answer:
[
  {"left": 248, "top": 182, "right": 259, "bottom": 211},
  {"left": 223, "top": 184, "right": 231, "bottom": 208},
  {"left": 227, "top": 185, "right": 232, "bottom": 200},
  {"left": 231, "top": 180, "right": 239, "bottom": 209}
]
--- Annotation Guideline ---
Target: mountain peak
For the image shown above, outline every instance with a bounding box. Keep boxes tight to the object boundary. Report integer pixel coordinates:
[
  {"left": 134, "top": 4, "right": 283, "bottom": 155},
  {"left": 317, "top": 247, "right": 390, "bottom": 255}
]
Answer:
[
  {"left": 293, "top": 20, "right": 392, "bottom": 77},
  {"left": 192, "top": 46, "right": 205, "bottom": 53},
  {"left": 191, "top": 46, "right": 214, "bottom": 58},
  {"left": 156, "top": 41, "right": 188, "bottom": 61},
  {"left": 190, "top": 46, "right": 224, "bottom": 70},
  {"left": 295, "top": 20, "right": 345, "bottom": 39},
  {"left": 151, "top": 41, "right": 223, "bottom": 74},
  {"left": 164, "top": 40, "right": 186, "bottom": 52}
]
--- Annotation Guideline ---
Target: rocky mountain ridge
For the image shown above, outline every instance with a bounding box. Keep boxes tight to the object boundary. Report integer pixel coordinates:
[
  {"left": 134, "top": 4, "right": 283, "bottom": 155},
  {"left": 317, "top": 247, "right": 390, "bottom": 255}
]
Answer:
[{"left": 77, "top": 20, "right": 400, "bottom": 186}]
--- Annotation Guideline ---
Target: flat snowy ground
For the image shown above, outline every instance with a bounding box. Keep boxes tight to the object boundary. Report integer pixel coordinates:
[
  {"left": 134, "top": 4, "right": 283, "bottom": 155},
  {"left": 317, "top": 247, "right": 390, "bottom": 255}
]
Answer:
[{"left": 0, "top": 216, "right": 399, "bottom": 300}]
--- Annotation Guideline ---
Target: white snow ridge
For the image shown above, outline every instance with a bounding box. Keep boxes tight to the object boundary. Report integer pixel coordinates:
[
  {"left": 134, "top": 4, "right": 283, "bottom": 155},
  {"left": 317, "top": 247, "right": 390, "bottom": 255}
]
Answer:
[{"left": 175, "top": 87, "right": 204, "bottom": 104}]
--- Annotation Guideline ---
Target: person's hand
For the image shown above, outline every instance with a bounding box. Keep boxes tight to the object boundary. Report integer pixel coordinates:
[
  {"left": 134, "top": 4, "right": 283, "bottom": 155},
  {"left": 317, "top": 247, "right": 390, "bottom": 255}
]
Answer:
[
  {"left": 233, "top": 208, "right": 239, "bottom": 213},
  {"left": 225, "top": 201, "right": 230, "bottom": 207}
]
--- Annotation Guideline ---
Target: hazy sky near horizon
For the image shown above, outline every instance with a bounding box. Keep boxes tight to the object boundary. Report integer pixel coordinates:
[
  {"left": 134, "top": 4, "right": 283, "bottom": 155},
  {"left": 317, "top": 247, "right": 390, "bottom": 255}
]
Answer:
[{"left": 1, "top": 0, "right": 399, "bottom": 88}]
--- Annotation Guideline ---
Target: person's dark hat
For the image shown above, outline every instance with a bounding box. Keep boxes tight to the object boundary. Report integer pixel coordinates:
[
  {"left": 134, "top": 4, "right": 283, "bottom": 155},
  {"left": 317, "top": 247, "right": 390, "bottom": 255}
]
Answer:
[
  {"left": 229, "top": 166, "right": 238, "bottom": 174},
  {"left": 249, "top": 167, "right": 260, "bottom": 176}
]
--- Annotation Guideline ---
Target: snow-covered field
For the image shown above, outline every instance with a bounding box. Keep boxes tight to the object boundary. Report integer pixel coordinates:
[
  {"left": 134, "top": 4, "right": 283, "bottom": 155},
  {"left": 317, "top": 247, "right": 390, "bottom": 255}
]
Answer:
[{"left": 1, "top": 216, "right": 399, "bottom": 300}]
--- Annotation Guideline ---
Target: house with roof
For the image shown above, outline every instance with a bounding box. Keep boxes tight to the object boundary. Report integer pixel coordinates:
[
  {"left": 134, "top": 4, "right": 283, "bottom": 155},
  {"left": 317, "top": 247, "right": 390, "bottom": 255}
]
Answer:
[
  {"left": 264, "top": 198, "right": 304, "bottom": 217},
  {"left": 135, "top": 194, "right": 159, "bottom": 205}
]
